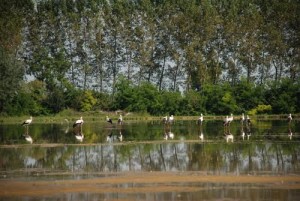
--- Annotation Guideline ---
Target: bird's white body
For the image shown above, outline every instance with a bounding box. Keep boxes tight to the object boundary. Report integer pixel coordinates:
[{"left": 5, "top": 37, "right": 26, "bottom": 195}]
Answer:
[
  {"left": 198, "top": 114, "right": 203, "bottom": 124},
  {"left": 241, "top": 113, "right": 245, "bottom": 122},
  {"left": 288, "top": 114, "right": 292, "bottom": 122},
  {"left": 75, "top": 117, "right": 84, "bottom": 124},
  {"left": 22, "top": 116, "right": 32, "bottom": 126},
  {"left": 228, "top": 114, "right": 234, "bottom": 123},
  {"left": 246, "top": 115, "right": 251, "bottom": 123},
  {"left": 118, "top": 115, "right": 123, "bottom": 124},
  {"left": 169, "top": 115, "right": 174, "bottom": 123},
  {"left": 223, "top": 116, "right": 229, "bottom": 126}
]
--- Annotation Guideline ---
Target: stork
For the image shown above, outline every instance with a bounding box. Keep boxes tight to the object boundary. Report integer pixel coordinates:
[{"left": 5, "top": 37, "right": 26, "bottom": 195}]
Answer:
[
  {"left": 168, "top": 115, "right": 174, "bottom": 124},
  {"left": 240, "top": 113, "right": 245, "bottom": 123},
  {"left": 106, "top": 116, "right": 113, "bottom": 124},
  {"left": 198, "top": 113, "right": 204, "bottom": 125},
  {"left": 223, "top": 116, "right": 229, "bottom": 126},
  {"left": 22, "top": 116, "right": 32, "bottom": 126},
  {"left": 118, "top": 114, "right": 123, "bottom": 125},
  {"left": 162, "top": 116, "right": 168, "bottom": 124},
  {"left": 246, "top": 115, "right": 251, "bottom": 125},
  {"left": 287, "top": 114, "right": 292, "bottom": 123},
  {"left": 73, "top": 117, "right": 83, "bottom": 128}
]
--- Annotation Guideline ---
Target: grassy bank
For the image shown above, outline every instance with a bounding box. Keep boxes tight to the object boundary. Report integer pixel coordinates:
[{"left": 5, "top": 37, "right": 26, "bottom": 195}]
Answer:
[{"left": 0, "top": 110, "right": 299, "bottom": 124}]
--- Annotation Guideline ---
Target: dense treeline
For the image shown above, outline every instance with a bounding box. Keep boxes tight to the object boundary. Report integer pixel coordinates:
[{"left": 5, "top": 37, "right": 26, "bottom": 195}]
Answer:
[{"left": 0, "top": 0, "right": 299, "bottom": 116}]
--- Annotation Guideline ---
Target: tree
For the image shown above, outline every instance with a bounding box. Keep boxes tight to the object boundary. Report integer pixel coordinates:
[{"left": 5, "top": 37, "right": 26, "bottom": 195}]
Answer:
[{"left": 0, "top": 48, "right": 24, "bottom": 114}]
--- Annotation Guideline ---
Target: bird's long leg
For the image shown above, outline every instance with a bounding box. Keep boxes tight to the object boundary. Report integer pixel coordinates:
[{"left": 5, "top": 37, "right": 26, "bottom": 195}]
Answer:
[{"left": 228, "top": 124, "right": 231, "bottom": 134}]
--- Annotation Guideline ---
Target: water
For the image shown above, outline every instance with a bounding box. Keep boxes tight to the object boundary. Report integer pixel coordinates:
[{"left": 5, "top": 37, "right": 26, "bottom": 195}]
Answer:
[{"left": 0, "top": 119, "right": 299, "bottom": 200}]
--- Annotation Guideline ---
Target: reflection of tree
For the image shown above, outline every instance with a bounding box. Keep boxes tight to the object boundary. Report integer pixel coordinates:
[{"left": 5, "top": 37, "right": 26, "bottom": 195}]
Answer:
[
  {"left": 159, "top": 144, "right": 166, "bottom": 171},
  {"left": 270, "top": 143, "right": 285, "bottom": 172},
  {"left": 1, "top": 140, "right": 299, "bottom": 177}
]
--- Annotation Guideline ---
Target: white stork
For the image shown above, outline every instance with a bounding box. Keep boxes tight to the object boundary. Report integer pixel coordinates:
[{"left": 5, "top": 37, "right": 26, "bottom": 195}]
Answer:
[
  {"left": 73, "top": 117, "right": 83, "bottom": 128},
  {"left": 246, "top": 115, "right": 251, "bottom": 125},
  {"left": 169, "top": 115, "right": 174, "bottom": 124},
  {"left": 118, "top": 114, "right": 123, "bottom": 125},
  {"left": 198, "top": 113, "right": 204, "bottom": 125},
  {"left": 240, "top": 113, "right": 245, "bottom": 123},
  {"left": 106, "top": 116, "right": 113, "bottom": 124},
  {"left": 228, "top": 113, "right": 234, "bottom": 124},
  {"left": 162, "top": 116, "right": 168, "bottom": 124},
  {"left": 22, "top": 116, "right": 32, "bottom": 126},
  {"left": 223, "top": 116, "right": 229, "bottom": 126},
  {"left": 287, "top": 114, "right": 292, "bottom": 123}
]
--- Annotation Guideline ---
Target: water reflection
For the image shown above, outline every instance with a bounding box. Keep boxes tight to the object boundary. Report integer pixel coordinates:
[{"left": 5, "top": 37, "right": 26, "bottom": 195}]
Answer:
[
  {"left": 0, "top": 119, "right": 298, "bottom": 145},
  {"left": 23, "top": 134, "right": 33, "bottom": 144},
  {"left": 0, "top": 119, "right": 299, "bottom": 201},
  {"left": 0, "top": 141, "right": 299, "bottom": 177}
]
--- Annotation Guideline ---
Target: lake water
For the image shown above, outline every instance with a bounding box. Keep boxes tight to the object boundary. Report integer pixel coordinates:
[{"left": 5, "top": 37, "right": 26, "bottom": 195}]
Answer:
[{"left": 0, "top": 119, "right": 299, "bottom": 200}]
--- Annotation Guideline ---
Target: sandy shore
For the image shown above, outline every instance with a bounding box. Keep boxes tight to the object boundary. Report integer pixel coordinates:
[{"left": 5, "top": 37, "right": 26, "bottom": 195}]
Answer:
[{"left": 1, "top": 172, "right": 300, "bottom": 197}]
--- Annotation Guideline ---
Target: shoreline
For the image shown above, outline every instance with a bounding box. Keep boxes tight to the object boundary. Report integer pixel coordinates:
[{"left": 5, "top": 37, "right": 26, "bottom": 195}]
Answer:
[
  {"left": 1, "top": 172, "right": 300, "bottom": 197},
  {"left": 0, "top": 172, "right": 300, "bottom": 197}
]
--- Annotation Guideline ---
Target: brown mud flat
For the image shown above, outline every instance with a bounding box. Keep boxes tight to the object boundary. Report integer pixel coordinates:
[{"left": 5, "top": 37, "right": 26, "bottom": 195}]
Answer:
[{"left": 0, "top": 172, "right": 300, "bottom": 197}]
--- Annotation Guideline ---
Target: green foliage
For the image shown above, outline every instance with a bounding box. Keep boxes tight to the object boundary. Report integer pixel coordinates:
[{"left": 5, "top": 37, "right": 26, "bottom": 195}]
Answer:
[
  {"left": 0, "top": 48, "right": 24, "bottom": 113},
  {"left": 80, "top": 90, "right": 97, "bottom": 112},
  {"left": 1, "top": 0, "right": 300, "bottom": 116},
  {"left": 248, "top": 104, "right": 272, "bottom": 115},
  {"left": 160, "top": 91, "right": 182, "bottom": 115},
  {"left": 113, "top": 76, "right": 135, "bottom": 111},
  {"left": 265, "top": 79, "right": 299, "bottom": 114},
  {"left": 131, "top": 82, "right": 162, "bottom": 115}
]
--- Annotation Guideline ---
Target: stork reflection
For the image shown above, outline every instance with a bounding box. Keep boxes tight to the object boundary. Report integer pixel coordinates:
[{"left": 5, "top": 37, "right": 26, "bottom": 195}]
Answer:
[
  {"left": 163, "top": 116, "right": 174, "bottom": 140},
  {"left": 106, "top": 121, "right": 124, "bottom": 143},
  {"left": 75, "top": 132, "right": 84, "bottom": 142},
  {"left": 23, "top": 134, "right": 33, "bottom": 144}
]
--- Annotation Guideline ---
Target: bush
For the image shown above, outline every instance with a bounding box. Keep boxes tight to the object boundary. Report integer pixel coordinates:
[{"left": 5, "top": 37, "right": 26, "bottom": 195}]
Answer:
[{"left": 248, "top": 104, "right": 272, "bottom": 115}]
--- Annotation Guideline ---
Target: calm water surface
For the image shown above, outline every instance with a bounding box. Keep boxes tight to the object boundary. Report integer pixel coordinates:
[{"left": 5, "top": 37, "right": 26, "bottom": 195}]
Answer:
[{"left": 0, "top": 119, "right": 299, "bottom": 200}]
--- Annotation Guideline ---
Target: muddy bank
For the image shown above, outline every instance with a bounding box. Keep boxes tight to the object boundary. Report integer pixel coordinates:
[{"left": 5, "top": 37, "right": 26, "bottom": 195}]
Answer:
[{"left": 1, "top": 172, "right": 300, "bottom": 197}]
